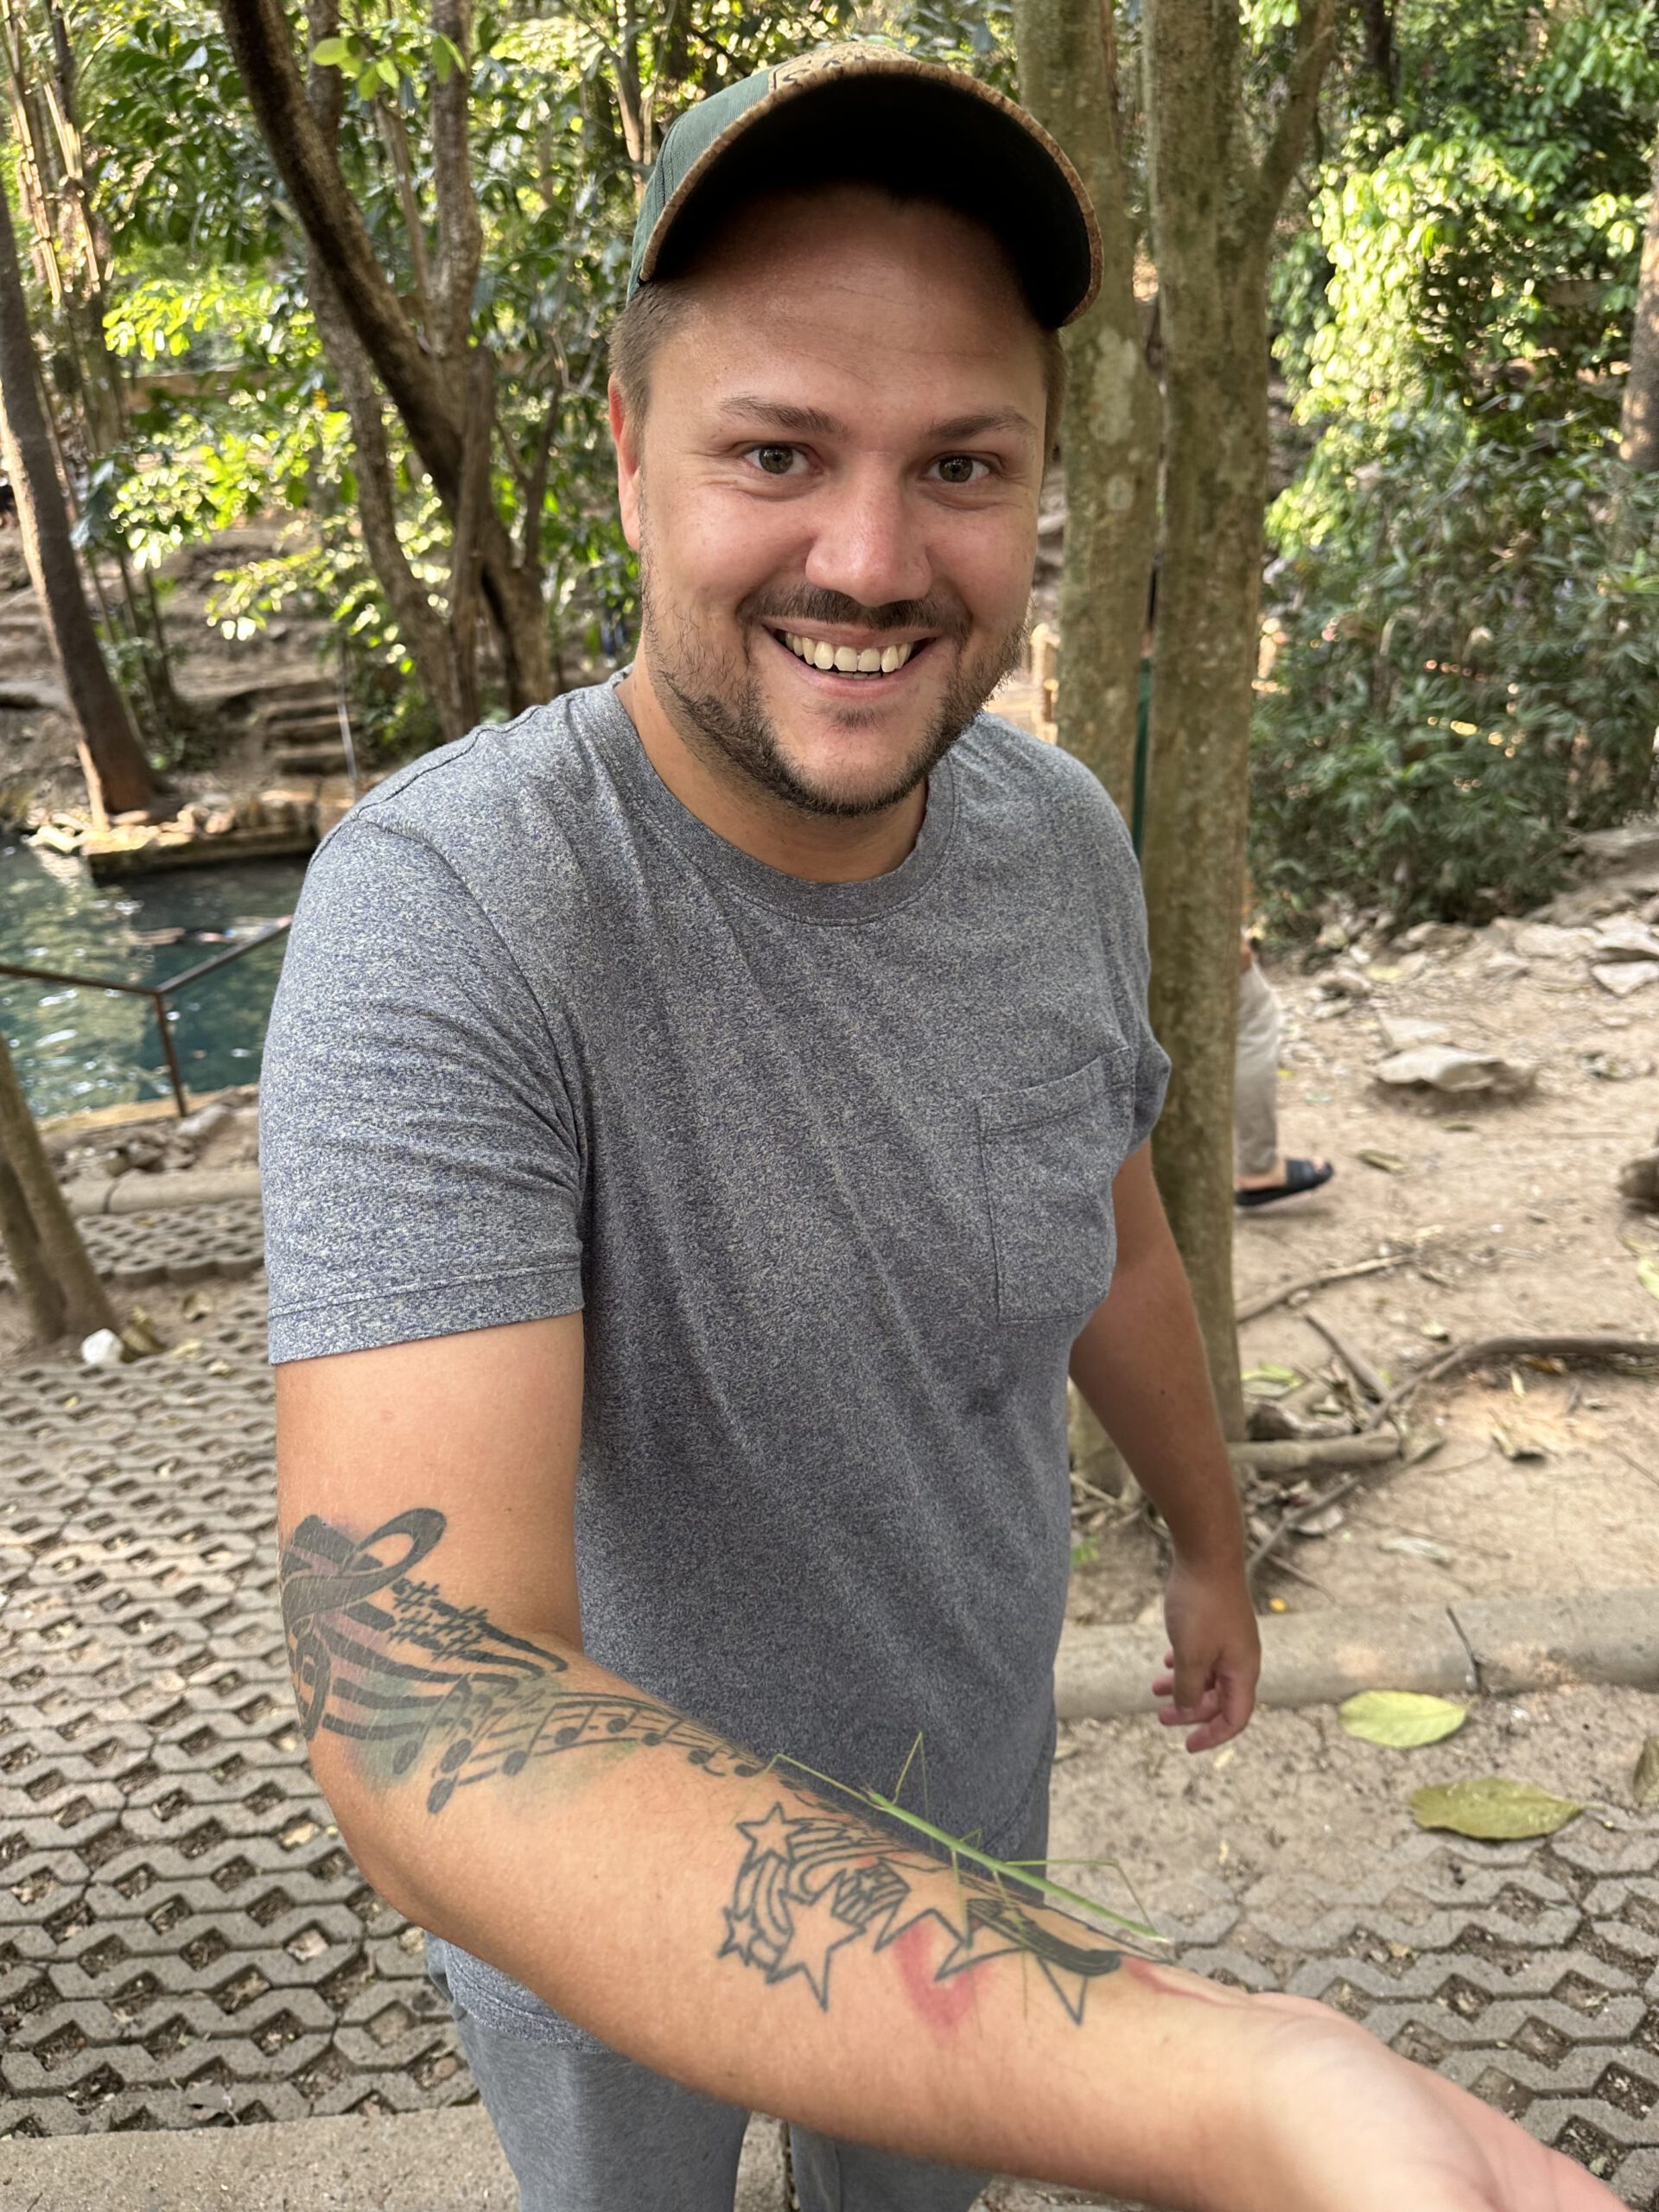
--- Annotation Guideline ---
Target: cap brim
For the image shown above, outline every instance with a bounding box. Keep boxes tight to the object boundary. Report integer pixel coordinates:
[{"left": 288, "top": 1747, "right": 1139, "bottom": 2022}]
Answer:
[{"left": 638, "top": 54, "right": 1101, "bottom": 329}]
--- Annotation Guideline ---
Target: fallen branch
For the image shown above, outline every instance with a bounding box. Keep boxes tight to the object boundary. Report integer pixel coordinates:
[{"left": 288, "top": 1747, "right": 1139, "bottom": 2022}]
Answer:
[
  {"left": 1304, "top": 1314, "right": 1389, "bottom": 1403},
  {"left": 1236, "top": 1250, "right": 1407, "bottom": 1324},
  {"left": 1227, "top": 1433, "right": 1401, "bottom": 1475},
  {"left": 1365, "top": 1334, "right": 1659, "bottom": 1430},
  {"left": 1247, "top": 1473, "right": 1362, "bottom": 1589}
]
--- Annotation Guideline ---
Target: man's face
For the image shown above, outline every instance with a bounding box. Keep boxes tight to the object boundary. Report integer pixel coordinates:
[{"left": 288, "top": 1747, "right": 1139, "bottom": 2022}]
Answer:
[{"left": 613, "top": 188, "right": 1048, "bottom": 819}]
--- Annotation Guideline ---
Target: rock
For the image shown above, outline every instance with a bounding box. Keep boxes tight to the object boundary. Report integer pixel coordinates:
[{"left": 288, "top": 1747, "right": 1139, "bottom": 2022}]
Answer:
[
  {"left": 1591, "top": 916, "right": 1659, "bottom": 962},
  {"left": 1592, "top": 960, "right": 1659, "bottom": 998},
  {"left": 79, "top": 1328, "right": 125, "bottom": 1369},
  {"left": 1513, "top": 922, "right": 1596, "bottom": 960},
  {"left": 1319, "top": 964, "right": 1373, "bottom": 1000},
  {"left": 1618, "top": 1145, "right": 1659, "bottom": 1209},
  {"left": 1395, "top": 921, "right": 1471, "bottom": 955},
  {"left": 1374, "top": 1046, "right": 1538, "bottom": 1096},
  {"left": 175, "top": 1101, "right": 232, "bottom": 1143},
  {"left": 1575, "top": 820, "right": 1659, "bottom": 874},
  {"left": 1376, "top": 1014, "right": 1449, "bottom": 1052},
  {"left": 1479, "top": 952, "right": 1530, "bottom": 982}
]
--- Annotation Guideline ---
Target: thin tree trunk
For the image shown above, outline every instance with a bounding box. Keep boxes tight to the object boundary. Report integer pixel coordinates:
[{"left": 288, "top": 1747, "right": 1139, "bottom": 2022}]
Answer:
[
  {"left": 1621, "top": 130, "right": 1659, "bottom": 473},
  {"left": 0, "top": 1029, "right": 117, "bottom": 1340},
  {"left": 301, "top": 3, "right": 471, "bottom": 740},
  {"left": 1014, "top": 0, "right": 1162, "bottom": 812},
  {"left": 217, "top": 0, "right": 550, "bottom": 710},
  {"left": 0, "top": 1149, "right": 64, "bottom": 1338},
  {"left": 0, "top": 124, "right": 152, "bottom": 816},
  {"left": 1141, "top": 0, "right": 1336, "bottom": 1438}
]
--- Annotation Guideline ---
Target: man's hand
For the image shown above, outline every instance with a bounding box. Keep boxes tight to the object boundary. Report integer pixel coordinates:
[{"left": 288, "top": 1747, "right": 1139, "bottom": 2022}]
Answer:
[{"left": 1153, "top": 1552, "right": 1260, "bottom": 1752}]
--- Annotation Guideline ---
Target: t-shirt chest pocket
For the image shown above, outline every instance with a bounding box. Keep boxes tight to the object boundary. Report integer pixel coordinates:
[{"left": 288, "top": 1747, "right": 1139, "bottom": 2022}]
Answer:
[{"left": 976, "top": 1052, "right": 1133, "bottom": 1324}]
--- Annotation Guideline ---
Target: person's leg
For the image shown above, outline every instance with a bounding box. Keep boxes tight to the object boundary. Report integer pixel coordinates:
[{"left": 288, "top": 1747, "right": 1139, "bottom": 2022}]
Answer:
[
  {"left": 1233, "top": 957, "right": 1282, "bottom": 1181},
  {"left": 429, "top": 1953, "right": 750, "bottom": 2212}
]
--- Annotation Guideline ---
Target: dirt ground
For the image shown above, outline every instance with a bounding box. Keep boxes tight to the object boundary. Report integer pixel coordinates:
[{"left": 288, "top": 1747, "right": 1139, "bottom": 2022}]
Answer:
[{"left": 1070, "top": 867, "right": 1659, "bottom": 1631}]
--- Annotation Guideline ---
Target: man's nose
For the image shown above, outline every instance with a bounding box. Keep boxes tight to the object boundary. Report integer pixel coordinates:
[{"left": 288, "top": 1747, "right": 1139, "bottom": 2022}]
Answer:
[{"left": 800, "top": 470, "right": 931, "bottom": 613}]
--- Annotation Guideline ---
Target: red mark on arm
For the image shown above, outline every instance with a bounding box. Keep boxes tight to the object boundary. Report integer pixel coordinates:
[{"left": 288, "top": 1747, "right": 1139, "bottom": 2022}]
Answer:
[{"left": 889, "top": 1916, "right": 981, "bottom": 2033}]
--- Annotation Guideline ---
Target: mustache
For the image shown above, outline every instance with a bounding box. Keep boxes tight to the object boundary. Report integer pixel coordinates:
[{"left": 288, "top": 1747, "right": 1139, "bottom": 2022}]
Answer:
[{"left": 741, "top": 586, "right": 970, "bottom": 639}]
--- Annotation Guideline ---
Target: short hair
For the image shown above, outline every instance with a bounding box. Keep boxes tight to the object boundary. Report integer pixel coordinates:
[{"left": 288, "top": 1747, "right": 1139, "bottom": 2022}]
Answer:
[{"left": 607, "top": 190, "right": 1069, "bottom": 460}]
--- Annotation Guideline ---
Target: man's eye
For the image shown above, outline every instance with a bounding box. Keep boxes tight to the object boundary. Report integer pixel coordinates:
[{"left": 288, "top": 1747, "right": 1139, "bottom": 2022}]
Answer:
[
  {"left": 747, "top": 446, "right": 800, "bottom": 476},
  {"left": 933, "top": 455, "right": 988, "bottom": 486}
]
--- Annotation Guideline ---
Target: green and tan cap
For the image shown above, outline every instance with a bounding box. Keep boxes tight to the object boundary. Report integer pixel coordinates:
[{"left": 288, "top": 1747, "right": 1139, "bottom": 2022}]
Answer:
[{"left": 627, "top": 42, "right": 1101, "bottom": 330}]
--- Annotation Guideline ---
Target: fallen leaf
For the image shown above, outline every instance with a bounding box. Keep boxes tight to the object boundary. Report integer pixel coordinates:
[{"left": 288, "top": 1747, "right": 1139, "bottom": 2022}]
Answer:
[
  {"left": 1409, "top": 1777, "right": 1582, "bottom": 1840},
  {"left": 1268, "top": 1597, "right": 1288, "bottom": 1613},
  {"left": 164, "top": 1338, "right": 203, "bottom": 1362},
  {"left": 1639, "top": 1256, "right": 1659, "bottom": 1304},
  {"left": 1634, "top": 1738, "right": 1659, "bottom": 1810},
  {"left": 1492, "top": 1425, "right": 1548, "bottom": 1461},
  {"left": 1243, "top": 1363, "right": 1303, "bottom": 1398},
  {"left": 1341, "top": 1691, "right": 1468, "bottom": 1748},
  {"left": 1420, "top": 1321, "right": 1450, "bottom": 1341},
  {"left": 1358, "top": 1148, "right": 1408, "bottom": 1173},
  {"left": 1380, "top": 1534, "right": 1454, "bottom": 1566}
]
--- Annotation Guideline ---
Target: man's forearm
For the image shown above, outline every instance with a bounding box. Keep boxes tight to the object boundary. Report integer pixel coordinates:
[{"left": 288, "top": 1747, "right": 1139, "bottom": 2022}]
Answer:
[
  {"left": 281, "top": 1503, "right": 1263, "bottom": 2207},
  {"left": 1070, "top": 1235, "right": 1244, "bottom": 1567}
]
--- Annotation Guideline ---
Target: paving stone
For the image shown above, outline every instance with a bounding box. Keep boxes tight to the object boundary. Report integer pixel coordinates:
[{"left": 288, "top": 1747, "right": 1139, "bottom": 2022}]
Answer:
[{"left": 3, "top": 1259, "right": 1658, "bottom": 2208}]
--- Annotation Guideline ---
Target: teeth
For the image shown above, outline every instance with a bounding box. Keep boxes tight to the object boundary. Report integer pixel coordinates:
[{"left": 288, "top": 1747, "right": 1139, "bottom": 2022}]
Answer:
[{"left": 779, "top": 632, "right": 914, "bottom": 676}]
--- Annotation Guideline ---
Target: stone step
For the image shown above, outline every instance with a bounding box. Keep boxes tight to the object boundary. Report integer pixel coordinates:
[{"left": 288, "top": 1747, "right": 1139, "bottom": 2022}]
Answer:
[{"left": 273, "top": 742, "right": 350, "bottom": 776}]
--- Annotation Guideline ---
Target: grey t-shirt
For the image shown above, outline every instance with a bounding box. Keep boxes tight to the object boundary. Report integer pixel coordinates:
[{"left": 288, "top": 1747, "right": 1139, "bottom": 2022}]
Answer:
[{"left": 261, "top": 677, "right": 1167, "bottom": 2042}]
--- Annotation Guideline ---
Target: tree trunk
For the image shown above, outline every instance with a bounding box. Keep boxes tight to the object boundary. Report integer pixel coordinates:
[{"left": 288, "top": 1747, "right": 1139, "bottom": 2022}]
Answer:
[
  {"left": 0, "top": 1149, "right": 64, "bottom": 1338},
  {"left": 1141, "top": 0, "right": 1336, "bottom": 1438},
  {"left": 1014, "top": 0, "right": 1162, "bottom": 812},
  {"left": 218, "top": 0, "right": 551, "bottom": 712},
  {"left": 1621, "top": 130, "right": 1659, "bottom": 473},
  {"left": 0, "top": 1029, "right": 117, "bottom": 1341},
  {"left": 0, "top": 126, "right": 152, "bottom": 816}
]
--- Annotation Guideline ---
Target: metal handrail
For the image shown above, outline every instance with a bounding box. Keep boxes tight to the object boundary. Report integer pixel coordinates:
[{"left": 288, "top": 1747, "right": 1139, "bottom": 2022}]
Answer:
[{"left": 0, "top": 917, "right": 292, "bottom": 1116}]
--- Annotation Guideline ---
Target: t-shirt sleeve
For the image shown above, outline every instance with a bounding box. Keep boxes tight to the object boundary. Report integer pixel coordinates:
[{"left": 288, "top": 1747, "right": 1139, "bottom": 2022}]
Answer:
[{"left": 260, "top": 815, "right": 585, "bottom": 1363}]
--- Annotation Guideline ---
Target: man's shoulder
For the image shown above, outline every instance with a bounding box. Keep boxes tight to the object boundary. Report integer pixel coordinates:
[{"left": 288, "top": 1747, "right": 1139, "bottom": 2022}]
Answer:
[
  {"left": 956, "top": 710, "right": 1137, "bottom": 860},
  {"left": 343, "top": 684, "right": 615, "bottom": 855}
]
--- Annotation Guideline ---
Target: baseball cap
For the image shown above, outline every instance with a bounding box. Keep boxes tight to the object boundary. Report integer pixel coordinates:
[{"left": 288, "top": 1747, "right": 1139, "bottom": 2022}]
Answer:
[{"left": 626, "top": 43, "right": 1101, "bottom": 330}]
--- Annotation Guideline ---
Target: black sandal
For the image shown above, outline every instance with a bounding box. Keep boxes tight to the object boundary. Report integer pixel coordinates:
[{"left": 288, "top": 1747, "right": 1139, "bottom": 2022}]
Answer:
[{"left": 1235, "top": 1157, "right": 1335, "bottom": 1210}]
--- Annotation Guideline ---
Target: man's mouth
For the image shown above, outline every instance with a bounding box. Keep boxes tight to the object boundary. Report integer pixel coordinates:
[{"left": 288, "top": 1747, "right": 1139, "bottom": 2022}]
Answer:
[{"left": 771, "top": 629, "right": 919, "bottom": 678}]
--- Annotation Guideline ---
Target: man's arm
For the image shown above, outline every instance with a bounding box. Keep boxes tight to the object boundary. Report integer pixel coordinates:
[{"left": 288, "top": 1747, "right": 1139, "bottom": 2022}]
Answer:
[
  {"left": 277, "top": 1315, "right": 1614, "bottom": 2212},
  {"left": 1068, "top": 1143, "right": 1261, "bottom": 1751}
]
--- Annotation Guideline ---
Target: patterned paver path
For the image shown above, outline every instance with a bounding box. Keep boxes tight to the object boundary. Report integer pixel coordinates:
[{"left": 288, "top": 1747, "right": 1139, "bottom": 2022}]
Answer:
[{"left": 0, "top": 1217, "right": 1655, "bottom": 2207}]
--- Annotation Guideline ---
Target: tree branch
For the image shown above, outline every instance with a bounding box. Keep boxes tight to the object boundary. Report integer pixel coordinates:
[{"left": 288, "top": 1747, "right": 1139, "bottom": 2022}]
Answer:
[
  {"left": 429, "top": 0, "right": 480, "bottom": 379},
  {"left": 1248, "top": 0, "right": 1338, "bottom": 245}
]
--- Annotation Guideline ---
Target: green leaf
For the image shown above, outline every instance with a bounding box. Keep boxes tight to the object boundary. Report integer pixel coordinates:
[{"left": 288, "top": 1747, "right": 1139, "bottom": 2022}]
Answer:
[
  {"left": 1637, "top": 1256, "right": 1659, "bottom": 1303},
  {"left": 1634, "top": 1738, "right": 1659, "bottom": 1810},
  {"left": 1243, "top": 1363, "right": 1302, "bottom": 1398},
  {"left": 310, "top": 35, "right": 354, "bottom": 66},
  {"left": 1340, "top": 1691, "right": 1467, "bottom": 1748},
  {"left": 1410, "top": 1777, "right": 1581, "bottom": 1840}
]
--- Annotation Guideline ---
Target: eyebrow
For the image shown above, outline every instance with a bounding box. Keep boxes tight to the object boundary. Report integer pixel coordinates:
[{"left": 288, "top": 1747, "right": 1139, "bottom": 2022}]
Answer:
[{"left": 714, "top": 397, "right": 1037, "bottom": 444}]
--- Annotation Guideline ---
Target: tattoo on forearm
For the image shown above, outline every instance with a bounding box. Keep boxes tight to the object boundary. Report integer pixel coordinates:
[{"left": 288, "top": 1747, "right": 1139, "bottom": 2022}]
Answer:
[
  {"left": 279, "top": 1509, "right": 761, "bottom": 1813},
  {"left": 280, "top": 1507, "right": 1121, "bottom": 2029},
  {"left": 721, "top": 1802, "right": 1122, "bottom": 2022}
]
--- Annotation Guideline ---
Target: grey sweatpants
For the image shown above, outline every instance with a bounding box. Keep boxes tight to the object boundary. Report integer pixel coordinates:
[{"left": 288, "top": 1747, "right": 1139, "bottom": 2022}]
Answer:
[
  {"left": 1234, "top": 958, "right": 1282, "bottom": 1178},
  {"left": 428, "top": 1952, "right": 988, "bottom": 2212}
]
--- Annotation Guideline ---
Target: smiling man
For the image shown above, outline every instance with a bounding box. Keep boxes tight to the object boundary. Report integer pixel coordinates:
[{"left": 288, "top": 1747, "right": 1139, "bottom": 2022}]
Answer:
[{"left": 259, "top": 44, "right": 1617, "bottom": 2212}]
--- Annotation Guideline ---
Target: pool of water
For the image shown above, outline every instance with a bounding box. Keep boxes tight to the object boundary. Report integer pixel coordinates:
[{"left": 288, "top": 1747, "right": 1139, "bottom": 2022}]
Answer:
[{"left": 0, "top": 837, "right": 309, "bottom": 1121}]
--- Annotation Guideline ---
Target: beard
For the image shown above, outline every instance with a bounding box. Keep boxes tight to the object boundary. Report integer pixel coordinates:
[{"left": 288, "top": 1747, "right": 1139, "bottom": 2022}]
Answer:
[{"left": 639, "top": 550, "right": 1027, "bottom": 821}]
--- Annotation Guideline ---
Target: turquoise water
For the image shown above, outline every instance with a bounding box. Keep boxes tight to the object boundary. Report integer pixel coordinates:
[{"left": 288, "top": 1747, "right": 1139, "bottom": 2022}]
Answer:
[{"left": 0, "top": 837, "right": 308, "bottom": 1120}]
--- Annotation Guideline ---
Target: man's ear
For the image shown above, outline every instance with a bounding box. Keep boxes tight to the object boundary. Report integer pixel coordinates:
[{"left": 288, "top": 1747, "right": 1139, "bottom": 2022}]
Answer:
[{"left": 609, "top": 378, "right": 642, "bottom": 552}]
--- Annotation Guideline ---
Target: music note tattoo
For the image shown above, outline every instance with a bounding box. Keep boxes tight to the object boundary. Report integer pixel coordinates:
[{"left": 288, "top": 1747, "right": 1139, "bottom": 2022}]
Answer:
[{"left": 278, "top": 1510, "right": 763, "bottom": 1815}]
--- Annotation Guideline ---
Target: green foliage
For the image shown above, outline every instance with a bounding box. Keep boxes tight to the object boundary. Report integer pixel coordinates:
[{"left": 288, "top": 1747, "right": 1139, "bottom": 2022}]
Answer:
[
  {"left": 1254, "top": 406, "right": 1659, "bottom": 931},
  {"left": 1256, "top": 0, "right": 1659, "bottom": 931}
]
